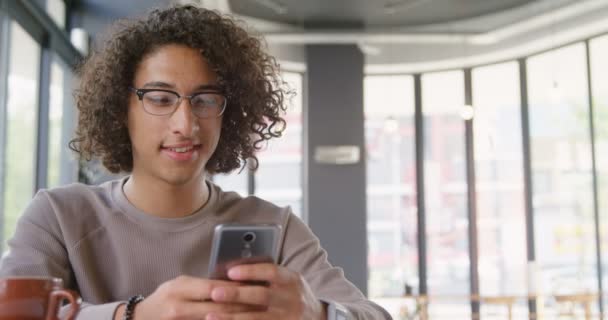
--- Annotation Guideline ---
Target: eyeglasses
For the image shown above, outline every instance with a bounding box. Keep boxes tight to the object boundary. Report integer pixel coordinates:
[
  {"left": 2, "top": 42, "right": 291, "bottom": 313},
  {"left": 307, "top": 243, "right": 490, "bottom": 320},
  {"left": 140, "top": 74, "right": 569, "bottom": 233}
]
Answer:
[{"left": 129, "top": 87, "right": 227, "bottom": 118}]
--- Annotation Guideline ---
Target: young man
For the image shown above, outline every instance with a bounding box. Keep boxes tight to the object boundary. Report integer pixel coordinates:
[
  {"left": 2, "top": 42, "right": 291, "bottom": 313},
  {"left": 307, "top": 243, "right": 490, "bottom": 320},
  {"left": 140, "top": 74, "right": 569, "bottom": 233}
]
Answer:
[{"left": 0, "top": 5, "right": 391, "bottom": 320}]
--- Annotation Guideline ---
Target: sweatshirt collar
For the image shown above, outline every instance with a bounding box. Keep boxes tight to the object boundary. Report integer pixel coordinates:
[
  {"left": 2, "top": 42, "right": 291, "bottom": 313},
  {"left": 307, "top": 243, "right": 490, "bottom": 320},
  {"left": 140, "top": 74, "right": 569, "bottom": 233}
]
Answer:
[{"left": 111, "top": 176, "right": 220, "bottom": 232}]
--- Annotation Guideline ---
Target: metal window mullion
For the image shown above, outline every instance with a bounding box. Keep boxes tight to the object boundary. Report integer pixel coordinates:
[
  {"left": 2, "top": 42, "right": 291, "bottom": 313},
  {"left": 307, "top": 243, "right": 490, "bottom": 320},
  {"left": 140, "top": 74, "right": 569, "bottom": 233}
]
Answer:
[
  {"left": 65, "top": 0, "right": 76, "bottom": 30},
  {"left": 464, "top": 68, "right": 480, "bottom": 320},
  {"left": 35, "top": 43, "right": 52, "bottom": 192},
  {"left": 0, "top": 11, "right": 11, "bottom": 253},
  {"left": 248, "top": 160, "right": 255, "bottom": 196},
  {"left": 3, "top": 0, "right": 81, "bottom": 68},
  {"left": 519, "top": 58, "right": 537, "bottom": 318},
  {"left": 585, "top": 39, "right": 604, "bottom": 318},
  {"left": 301, "top": 70, "right": 309, "bottom": 224},
  {"left": 414, "top": 74, "right": 428, "bottom": 295}
]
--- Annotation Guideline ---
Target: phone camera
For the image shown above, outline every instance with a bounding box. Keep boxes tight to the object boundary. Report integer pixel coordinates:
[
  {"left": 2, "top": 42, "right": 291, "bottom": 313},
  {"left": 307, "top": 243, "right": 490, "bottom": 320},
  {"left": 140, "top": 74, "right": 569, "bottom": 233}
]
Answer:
[{"left": 243, "top": 232, "right": 256, "bottom": 243}]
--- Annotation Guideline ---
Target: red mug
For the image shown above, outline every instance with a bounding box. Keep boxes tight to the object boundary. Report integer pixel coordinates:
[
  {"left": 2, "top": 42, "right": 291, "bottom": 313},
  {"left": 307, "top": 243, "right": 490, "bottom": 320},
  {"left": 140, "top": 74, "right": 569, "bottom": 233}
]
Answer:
[{"left": 0, "top": 277, "right": 80, "bottom": 320}]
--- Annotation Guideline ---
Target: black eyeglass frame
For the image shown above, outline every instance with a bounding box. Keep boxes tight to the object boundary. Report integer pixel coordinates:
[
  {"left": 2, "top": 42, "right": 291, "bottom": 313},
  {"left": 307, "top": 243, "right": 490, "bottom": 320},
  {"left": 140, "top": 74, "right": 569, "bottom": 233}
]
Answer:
[{"left": 129, "top": 87, "right": 228, "bottom": 118}]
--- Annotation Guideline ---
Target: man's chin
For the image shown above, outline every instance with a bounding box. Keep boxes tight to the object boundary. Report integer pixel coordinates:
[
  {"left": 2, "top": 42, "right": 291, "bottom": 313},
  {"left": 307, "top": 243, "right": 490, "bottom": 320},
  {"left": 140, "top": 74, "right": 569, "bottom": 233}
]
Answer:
[{"left": 160, "top": 169, "right": 205, "bottom": 186}]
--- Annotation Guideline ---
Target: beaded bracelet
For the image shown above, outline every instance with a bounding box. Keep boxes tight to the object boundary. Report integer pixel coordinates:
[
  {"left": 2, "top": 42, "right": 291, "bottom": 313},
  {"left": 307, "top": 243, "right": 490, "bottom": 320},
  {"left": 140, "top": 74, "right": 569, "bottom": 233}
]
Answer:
[{"left": 122, "top": 295, "right": 145, "bottom": 320}]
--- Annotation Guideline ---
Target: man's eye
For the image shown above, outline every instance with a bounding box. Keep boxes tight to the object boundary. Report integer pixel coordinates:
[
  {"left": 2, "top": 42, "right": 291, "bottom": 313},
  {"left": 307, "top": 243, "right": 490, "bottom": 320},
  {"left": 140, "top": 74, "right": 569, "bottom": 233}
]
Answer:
[
  {"left": 145, "top": 93, "right": 175, "bottom": 106},
  {"left": 193, "top": 94, "right": 221, "bottom": 107}
]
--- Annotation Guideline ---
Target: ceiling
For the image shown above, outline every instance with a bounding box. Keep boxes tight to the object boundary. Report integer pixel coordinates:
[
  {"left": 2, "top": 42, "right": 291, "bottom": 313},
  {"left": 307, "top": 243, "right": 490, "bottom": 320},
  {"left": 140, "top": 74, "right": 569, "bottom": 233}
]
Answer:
[
  {"left": 78, "top": 0, "right": 608, "bottom": 71},
  {"left": 227, "top": 0, "right": 535, "bottom": 28},
  {"left": 80, "top": 0, "right": 567, "bottom": 31}
]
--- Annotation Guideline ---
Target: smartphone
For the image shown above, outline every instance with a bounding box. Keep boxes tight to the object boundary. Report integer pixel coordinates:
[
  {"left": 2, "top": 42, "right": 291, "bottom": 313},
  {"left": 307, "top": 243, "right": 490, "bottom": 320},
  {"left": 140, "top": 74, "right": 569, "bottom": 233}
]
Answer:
[{"left": 207, "top": 224, "right": 281, "bottom": 280}]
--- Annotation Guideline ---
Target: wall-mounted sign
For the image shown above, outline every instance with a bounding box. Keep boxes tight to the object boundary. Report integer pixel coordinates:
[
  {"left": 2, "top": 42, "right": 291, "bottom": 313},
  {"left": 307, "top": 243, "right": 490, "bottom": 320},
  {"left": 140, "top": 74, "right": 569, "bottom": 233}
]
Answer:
[{"left": 314, "top": 145, "right": 360, "bottom": 165}]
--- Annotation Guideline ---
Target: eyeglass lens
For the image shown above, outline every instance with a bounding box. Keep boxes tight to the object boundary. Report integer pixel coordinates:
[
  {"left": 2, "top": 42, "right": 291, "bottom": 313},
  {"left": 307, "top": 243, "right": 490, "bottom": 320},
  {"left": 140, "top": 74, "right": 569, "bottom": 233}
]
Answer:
[{"left": 141, "top": 90, "right": 225, "bottom": 118}]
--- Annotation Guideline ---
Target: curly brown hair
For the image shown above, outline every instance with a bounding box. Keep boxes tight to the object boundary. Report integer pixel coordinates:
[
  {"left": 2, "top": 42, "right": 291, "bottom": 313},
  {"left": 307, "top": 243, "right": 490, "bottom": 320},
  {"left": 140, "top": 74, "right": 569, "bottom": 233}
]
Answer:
[{"left": 69, "top": 5, "right": 290, "bottom": 174}]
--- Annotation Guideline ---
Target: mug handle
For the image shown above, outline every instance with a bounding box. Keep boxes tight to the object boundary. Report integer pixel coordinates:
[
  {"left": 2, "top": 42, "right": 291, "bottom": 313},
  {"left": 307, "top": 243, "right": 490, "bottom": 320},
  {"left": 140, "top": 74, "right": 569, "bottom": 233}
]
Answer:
[{"left": 47, "top": 289, "right": 81, "bottom": 320}]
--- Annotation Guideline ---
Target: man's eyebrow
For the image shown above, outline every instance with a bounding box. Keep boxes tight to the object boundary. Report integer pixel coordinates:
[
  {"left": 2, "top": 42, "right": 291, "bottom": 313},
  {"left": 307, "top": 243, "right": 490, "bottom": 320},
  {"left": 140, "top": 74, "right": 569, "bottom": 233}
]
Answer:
[
  {"left": 193, "top": 84, "right": 223, "bottom": 91},
  {"left": 140, "top": 82, "right": 222, "bottom": 91},
  {"left": 142, "top": 81, "right": 174, "bottom": 89}
]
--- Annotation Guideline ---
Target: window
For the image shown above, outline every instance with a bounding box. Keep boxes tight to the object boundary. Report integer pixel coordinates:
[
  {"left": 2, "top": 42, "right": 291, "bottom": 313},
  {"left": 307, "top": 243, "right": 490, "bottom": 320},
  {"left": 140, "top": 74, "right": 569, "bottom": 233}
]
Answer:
[
  {"left": 212, "top": 170, "right": 249, "bottom": 197},
  {"left": 2, "top": 21, "right": 41, "bottom": 249},
  {"left": 47, "top": 55, "right": 77, "bottom": 188},
  {"left": 213, "top": 71, "right": 304, "bottom": 212},
  {"left": 255, "top": 72, "right": 303, "bottom": 216},
  {"left": 527, "top": 43, "right": 597, "bottom": 315},
  {"left": 364, "top": 75, "right": 417, "bottom": 300},
  {"left": 422, "top": 70, "right": 470, "bottom": 317},
  {"left": 472, "top": 62, "right": 528, "bottom": 316},
  {"left": 45, "top": 0, "right": 66, "bottom": 29},
  {"left": 590, "top": 34, "right": 608, "bottom": 311}
]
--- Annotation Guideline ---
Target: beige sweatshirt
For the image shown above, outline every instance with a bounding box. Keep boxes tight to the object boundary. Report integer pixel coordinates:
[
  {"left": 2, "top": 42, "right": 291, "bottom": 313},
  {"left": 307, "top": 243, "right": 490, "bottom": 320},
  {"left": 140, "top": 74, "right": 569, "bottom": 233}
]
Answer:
[{"left": 0, "top": 177, "right": 391, "bottom": 319}]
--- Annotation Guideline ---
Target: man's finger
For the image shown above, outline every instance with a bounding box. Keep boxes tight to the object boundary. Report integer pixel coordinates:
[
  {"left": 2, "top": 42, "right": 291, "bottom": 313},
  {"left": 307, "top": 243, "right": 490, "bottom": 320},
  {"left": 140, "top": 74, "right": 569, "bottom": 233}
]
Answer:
[
  {"left": 227, "top": 264, "right": 293, "bottom": 284},
  {"left": 162, "top": 276, "right": 242, "bottom": 301},
  {"left": 205, "top": 310, "right": 275, "bottom": 320},
  {"left": 210, "top": 285, "right": 275, "bottom": 307},
  {"left": 164, "top": 301, "right": 259, "bottom": 319}
]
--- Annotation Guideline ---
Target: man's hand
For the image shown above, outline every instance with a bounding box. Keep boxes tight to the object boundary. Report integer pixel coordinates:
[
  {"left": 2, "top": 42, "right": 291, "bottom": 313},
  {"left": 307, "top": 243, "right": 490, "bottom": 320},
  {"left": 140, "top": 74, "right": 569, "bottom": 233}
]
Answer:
[
  {"left": 113, "top": 275, "right": 262, "bottom": 320},
  {"left": 205, "top": 263, "right": 328, "bottom": 320}
]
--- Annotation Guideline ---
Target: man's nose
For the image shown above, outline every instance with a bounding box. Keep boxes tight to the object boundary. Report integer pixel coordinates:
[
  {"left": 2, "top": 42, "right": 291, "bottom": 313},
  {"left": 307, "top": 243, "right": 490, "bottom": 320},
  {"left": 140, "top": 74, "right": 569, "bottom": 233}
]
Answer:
[{"left": 169, "top": 98, "right": 199, "bottom": 137}]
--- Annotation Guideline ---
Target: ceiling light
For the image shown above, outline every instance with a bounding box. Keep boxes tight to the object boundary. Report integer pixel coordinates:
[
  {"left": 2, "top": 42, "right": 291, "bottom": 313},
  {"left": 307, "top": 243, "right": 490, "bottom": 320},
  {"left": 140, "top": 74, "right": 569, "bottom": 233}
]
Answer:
[
  {"left": 460, "top": 104, "right": 474, "bottom": 121},
  {"left": 358, "top": 43, "right": 382, "bottom": 55},
  {"left": 383, "top": 117, "right": 400, "bottom": 133},
  {"left": 252, "top": 0, "right": 287, "bottom": 15},
  {"left": 384, "top": 0, "right": 432, "bottom": 14}
]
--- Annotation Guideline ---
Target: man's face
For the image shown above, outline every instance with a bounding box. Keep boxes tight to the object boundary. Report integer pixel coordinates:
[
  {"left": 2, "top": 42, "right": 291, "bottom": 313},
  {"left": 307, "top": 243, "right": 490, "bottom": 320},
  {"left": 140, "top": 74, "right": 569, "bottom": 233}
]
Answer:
[{"left": 128, "top": 44, "right": 223, "bottom": 187}]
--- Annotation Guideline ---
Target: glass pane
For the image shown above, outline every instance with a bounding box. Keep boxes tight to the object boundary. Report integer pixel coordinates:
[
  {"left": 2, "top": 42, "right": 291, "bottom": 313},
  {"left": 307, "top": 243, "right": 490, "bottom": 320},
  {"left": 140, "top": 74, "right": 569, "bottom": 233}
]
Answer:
[
  {"left": 590, "top": 34, "right": 608, "bottom": 311},
  {"left": 422, "top": 70, "right": 471, "bottom": 318},
  {"left": 364, "top": 75, "right": 417, "bottom": 315},
  {"left": 47, "top": 59, "right": 63, "bottom": 187},
  {"left": 45, "top": 0, "right": 66, "bottom": 29},
  {"left": 254, "top": 72, "right": 303, "bottom": 217},
  {"left": 47, "top": 56, "right": 76, "bottom": 188},
  {"left": 527, "top": 43, "right": 597, "bottom": 316},
  {"left": 212, "top": 170, "right": 248, "bottom": 197},
  {"left": 2, "top": 21, "right": 40, "bottom": 250},
  {"left": 473, "top": 62, "right": 528, "bottom": 317}
]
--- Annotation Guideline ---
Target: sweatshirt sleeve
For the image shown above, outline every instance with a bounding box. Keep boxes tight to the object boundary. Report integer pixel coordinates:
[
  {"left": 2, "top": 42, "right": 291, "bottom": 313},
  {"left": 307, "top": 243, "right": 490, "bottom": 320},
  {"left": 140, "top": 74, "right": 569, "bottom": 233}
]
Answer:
[
  {"left": 279, "top": 211, "right": 392, "bottom": 320},
  {"left": 59, "top": 302, "right": 123, "bottom": 320},
  {"left": 0, "top": 191, "right": 122, "bottom": 320},
  {"left": 0, "top": 191, "right": 72, "bottom": 280}
]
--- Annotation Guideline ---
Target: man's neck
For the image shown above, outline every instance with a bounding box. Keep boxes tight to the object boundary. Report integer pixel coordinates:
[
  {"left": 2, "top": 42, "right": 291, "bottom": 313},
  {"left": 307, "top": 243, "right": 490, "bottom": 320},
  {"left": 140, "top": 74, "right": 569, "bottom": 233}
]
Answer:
[{"left": 122, "top": 173, "right": 209, "bottom": 218}]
